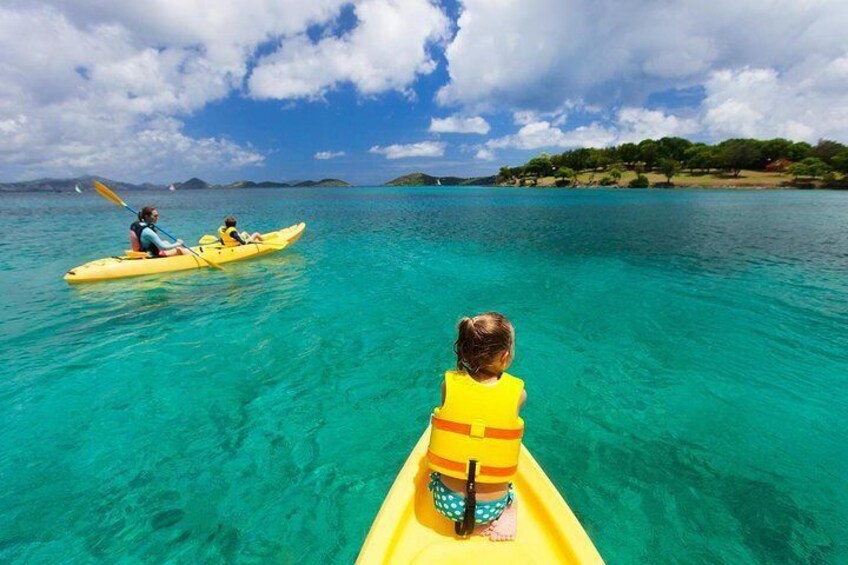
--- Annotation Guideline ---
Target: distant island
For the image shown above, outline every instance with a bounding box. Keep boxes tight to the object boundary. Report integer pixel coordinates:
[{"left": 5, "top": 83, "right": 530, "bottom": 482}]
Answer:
[
  {"left": 499, "top": 137, "right": 848, "bottom": 189},
  {"left": 383, "top": 173, "right": 497, "bottom": 186},
  {"left": 0, "top": 173, "right": 496, "bottom": 192},
  {"left": 0, "top": 176, "right": 352, "bottom": 193},
  {"left": 227, "top": 178, "right": 350, "bottom": 188}
]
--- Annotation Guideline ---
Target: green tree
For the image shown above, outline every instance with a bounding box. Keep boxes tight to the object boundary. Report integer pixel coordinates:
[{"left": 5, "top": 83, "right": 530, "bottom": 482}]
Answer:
[
  {"left": 685, "top": 145, "right": 716, "bottom": 174},
  {"left": 717, "top": 139, "right": 761, "bottom": 177},
  {"left": 618, "top": 143, "right": 640, "bottom": 168},
  {"left": 657, "top": 158, "right": 682, "bottom": 183},
  {"left": 586, "top": 148, "right": 611, "bottom": 171},
  {"left": 637, "top": 139, "right": 659, "bottom": 170},
  {"left": 562, "top": 148, "right": 590, "bottom": 172},
  {"left": 657, "top": 137, "right": 693, "bottom": 162},
  {"left": 831, "top": 150, "right": 848, "bottom": 175},
  {"left": 497, "top": 166, "right": 512, "bottom": 183},
  {"left": 789, "top": 157, "right": 831, "bottom": 180},
  {"left": 786, "top": 141, "right": 812, "bottom": 162},
  {"left": 761, "top": 138, "right": 794, "bottom": 162},
  {"left": 811, "top": 139, "right": 847, "bottom": 165},
  {"left": 524, "top": 153, "right": 553, "bottom": 177},
  {"left": 609, "top": 166, "right": 623, "bottom": 182},
  {"left": 555, "top": 167, "right": 576, "bottom": 179}
]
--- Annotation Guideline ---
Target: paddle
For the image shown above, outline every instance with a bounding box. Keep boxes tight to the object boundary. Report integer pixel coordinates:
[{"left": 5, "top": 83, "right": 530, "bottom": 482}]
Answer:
[{"left": 93, "top": 180, "right": 225, "bottom": 271}]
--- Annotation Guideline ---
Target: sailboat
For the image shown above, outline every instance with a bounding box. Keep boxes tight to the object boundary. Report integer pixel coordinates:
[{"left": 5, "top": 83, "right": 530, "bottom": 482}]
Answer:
[
  {"left": 74, "top": 184, "right": 82, "bottom": 193},
  {"left": 436, "top": 178, "right": 442, "bottom": 186},
  {"left": 168, "top": 184, "right": 176, "bottom": 191}
]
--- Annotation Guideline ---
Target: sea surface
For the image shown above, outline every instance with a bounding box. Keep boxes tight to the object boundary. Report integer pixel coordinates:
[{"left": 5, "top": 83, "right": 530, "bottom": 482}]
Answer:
[{"left": 1, "top": 186, "right": 846, "bottom": 563}]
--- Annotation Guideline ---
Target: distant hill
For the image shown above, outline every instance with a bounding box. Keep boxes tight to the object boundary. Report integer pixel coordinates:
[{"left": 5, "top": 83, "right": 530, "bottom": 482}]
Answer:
[
  {"left": 224, "top": 178, "right": 350, "bottom": 188},
  {"left": 227, "top": 180, "right": 289, "bottom": 188},
  {"left": 0, "top": 175, "right": 353, "bottom": 192},
  {"left": 174, "top": 177, "right": 209, "bottom": 190},
  {"left": 383, "top": 172, "right": 497, "bottom": 186},
  {"left": 0, "top": 175, "right": 163, "bottom": 193},
  {"left": 294, "top": 178, "right": 350, "bottom": 187}
]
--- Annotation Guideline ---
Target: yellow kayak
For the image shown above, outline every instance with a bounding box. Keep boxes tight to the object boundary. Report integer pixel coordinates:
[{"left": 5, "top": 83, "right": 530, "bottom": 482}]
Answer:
[
  {"left": 356, "top": 426, "right": 603, "bottom": 564},
  {"left": 64, "top": 222, "right": 305, "bottom": 283}
]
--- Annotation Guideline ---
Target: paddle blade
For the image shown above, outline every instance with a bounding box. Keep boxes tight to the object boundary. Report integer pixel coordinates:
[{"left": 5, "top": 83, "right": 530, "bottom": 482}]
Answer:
[
  {"left": 93, "top": 180, "right": 126, "bottom": 207},
  {"left": 198, "top": 235, "right": 218, "bottom": 245}
]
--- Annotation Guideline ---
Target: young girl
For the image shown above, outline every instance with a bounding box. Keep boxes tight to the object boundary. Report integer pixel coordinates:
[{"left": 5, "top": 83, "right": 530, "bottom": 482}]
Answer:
[
  {"left": 217, "top": 216, "right": 264, "bottom": 246},
  {"left": 427, "top": 312, "right": 527, "bottom": 541}
]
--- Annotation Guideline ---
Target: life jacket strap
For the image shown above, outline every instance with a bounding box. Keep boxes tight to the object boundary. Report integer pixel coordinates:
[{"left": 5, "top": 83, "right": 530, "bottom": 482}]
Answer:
[
  {"left": 431, "top": 415, "right": 524, "bottom": 440},
  {"left": 427, "top": 450, "right": 518, "bottom": 478},
  {"left": 456, "top": 460, "right": 477, "bottom": 536}
]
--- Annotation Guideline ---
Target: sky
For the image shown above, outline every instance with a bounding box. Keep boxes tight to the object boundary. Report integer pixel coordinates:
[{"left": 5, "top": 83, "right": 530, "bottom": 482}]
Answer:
[{"left": 1, "top": 0, "right": 847, "bottom": 185}]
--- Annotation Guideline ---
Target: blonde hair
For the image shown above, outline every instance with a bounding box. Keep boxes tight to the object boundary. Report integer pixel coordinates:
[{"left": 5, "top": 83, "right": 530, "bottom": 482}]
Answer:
[{"left": 454, "top": 312, "right": 514, "bottom": 376}]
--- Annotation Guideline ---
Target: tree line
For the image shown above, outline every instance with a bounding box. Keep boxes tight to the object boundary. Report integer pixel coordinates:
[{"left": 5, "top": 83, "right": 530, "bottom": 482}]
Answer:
[{"left": 498, "top": 137, "right": 848, "bottom": 187}]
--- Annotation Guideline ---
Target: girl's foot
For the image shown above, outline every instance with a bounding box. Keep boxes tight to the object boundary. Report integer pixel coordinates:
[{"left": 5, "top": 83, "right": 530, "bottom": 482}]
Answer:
[{"left": 484, "top": 499, "right": 517, "bottom": 541}]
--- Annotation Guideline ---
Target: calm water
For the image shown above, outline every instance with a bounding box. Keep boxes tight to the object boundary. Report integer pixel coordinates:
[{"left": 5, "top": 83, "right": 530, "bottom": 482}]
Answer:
[{"left": 1, "top": 187, "right": 846, "bottom": 563}]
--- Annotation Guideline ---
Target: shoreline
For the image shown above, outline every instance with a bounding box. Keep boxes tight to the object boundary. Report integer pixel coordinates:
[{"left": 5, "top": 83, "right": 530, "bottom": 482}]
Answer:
[{"left": 498, "top": 169, "right": 847, "bottom": 190}]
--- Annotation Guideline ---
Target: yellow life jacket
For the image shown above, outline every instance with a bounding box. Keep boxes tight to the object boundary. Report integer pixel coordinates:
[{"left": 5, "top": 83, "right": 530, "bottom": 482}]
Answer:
[
  {"left": 427, "top": 370, "right": 524, "bottom": 483},
  {"left": 218, "top": 226, "right": 240, "bottom": 247}
]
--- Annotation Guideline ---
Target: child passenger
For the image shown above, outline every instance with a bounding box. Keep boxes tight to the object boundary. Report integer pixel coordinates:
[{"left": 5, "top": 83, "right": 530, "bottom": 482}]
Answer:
[
  {"left": 427, "top": 312, "right": 526, "bottom": 541},
  {"left": 217, "top": 216, "right": 264, "bottom": 246}
]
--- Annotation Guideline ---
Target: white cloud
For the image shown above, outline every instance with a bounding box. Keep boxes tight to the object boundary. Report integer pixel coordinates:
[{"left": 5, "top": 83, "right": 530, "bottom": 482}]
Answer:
[
  {"left": 248, "top": 0, "right": 450, "bottom": 100},
  {"left": 439, "top": 0, "right": 848, "bottom": 111},
  {"left": 486, "top": 120, "right": 616, "bottom": 152},
  {"left": 483, "top": 107, "right": 698, "bottom": 157},
  {"left": 429, "top": 115, "right": 490, "bottom": 134},
  {"left": 315, "top": 150, "right": 346, "bottom": 160},
  {"left": 437, "top": 0, "right": 848, "bottom": 144},
  {"left": 0, "top": 0, "right": 448, "bottom": 181},
  {"left": 474, "top": 148, "right": 495, "bottom": 160},
  {"left": 702, "top": 65, "right": 848, "bottom": 142},
  {"left": 0, "top": 2, "right": 349, "bottom": 180},
  {"left": 369, "top": 141, "right": 446, "bottom": 159},
  {"left": 615, "top": 108, "right": 699, "bottom": 143}
]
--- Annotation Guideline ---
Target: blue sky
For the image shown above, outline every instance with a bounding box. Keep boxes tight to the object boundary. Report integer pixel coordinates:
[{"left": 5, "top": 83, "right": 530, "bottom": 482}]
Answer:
[{"left": 1, "top": 0, "right": 847, "bottom": 185}]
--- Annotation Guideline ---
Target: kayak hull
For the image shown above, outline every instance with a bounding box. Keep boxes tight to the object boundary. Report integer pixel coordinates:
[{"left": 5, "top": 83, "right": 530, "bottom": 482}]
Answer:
[
  {"left": 356, "top": 426, "right": 603, "bottom": 564},
  {"left": 64, "top": 222, "right": 305, "bottom": 283}
]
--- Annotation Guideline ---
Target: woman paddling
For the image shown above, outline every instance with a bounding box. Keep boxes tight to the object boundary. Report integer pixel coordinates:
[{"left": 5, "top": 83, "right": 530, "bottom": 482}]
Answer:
[{"left": 130, "top": 207, "right": 191, "bottom": 257}]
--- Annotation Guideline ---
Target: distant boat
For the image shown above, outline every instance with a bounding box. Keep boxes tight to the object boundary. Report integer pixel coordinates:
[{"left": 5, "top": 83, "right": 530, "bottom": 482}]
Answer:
[
  {"left": 169, "top": 184, "right": 176, "bottom": 191},
  {"left": 436, "top": 178, "right": 442, "bottom": 186},
  {"left": 74, "top": 184, "right": 82, "bottom": 193}
]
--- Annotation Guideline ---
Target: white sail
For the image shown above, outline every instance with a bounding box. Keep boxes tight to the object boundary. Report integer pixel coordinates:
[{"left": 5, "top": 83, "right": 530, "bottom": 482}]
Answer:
[
  {"left": 74, "top": 184, "right": 82, "bottom": 193},
  {"left": 169, "top": 184, "right": 176, "bottom": 191},
  {"left": 436, "top": 178, "right": 441, "bottom": 186}
]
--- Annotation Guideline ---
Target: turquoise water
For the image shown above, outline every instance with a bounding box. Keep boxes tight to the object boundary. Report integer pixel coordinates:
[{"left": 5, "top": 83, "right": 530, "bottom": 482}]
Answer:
[{"left": 1, "top": 187, "right": 846, "bottom": 563}]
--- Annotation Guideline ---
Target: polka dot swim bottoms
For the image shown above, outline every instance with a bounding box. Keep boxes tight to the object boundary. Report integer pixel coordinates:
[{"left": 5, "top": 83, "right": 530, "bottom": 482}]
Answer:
[{"left": 428, "top": 472, "right": 513, "bottom": 525}]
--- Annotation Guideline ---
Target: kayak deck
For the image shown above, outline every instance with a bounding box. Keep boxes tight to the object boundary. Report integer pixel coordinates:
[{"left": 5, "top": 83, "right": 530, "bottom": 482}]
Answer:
[
  {"left": 356, "top": 427, "right": 603, "bottom": 564},
  {"left": 64, "top": 222, "right": 305, "bottom": 283}
]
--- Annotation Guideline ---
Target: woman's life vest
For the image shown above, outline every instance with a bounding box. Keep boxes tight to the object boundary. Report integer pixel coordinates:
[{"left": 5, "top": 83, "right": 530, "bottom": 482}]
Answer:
[
  {"left": 427, "top": 370, "right": 524, "bottom": 484},
  {"left": 218, "top": 225, "right": 241, "bottom": 247},
  {"left": 130, "top": 221, "right": 159, "bottom": 255},
  {"left": 129, "top": 222, "right": 142, "bottom": 252}
]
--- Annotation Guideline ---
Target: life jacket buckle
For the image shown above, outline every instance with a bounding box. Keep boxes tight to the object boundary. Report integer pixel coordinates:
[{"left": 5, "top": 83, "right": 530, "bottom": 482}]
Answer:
[{"left": 469, "top": 420, "right": 486, "bottom": 439}]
